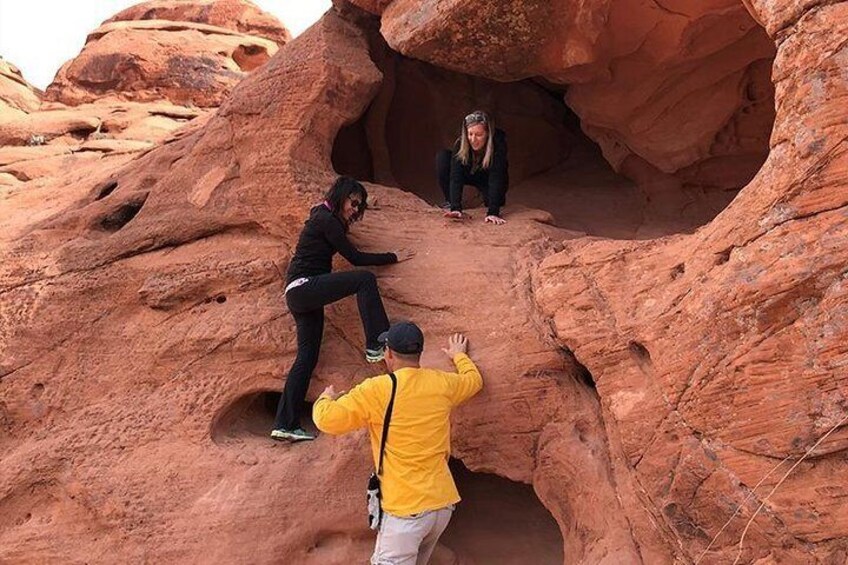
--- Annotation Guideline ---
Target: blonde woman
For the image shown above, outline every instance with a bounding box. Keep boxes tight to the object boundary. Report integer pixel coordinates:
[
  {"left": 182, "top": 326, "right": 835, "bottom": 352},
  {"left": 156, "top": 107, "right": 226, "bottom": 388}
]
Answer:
[{"left": 436, "top": 110, "right": 509, "bottom": 225}]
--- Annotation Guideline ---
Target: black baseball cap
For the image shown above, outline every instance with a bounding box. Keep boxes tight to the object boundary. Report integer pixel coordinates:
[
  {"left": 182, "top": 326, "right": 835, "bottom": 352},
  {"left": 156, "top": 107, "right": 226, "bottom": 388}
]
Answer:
[{"left": 378, "top": 321, "right": 424, "bottom": 354}]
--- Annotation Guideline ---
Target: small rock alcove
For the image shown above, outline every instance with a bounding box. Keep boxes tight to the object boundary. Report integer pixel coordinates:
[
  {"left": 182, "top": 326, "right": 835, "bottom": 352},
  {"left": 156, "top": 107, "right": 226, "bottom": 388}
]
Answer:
[
  {"left": 333, "top": 34, "right": 775, "bottom": 239},
  {"left": 211, "top": 390, "right": 316, "bottom": 444},
  {"left": 438, "top": 458, "right": 564, "bottom": 564}
]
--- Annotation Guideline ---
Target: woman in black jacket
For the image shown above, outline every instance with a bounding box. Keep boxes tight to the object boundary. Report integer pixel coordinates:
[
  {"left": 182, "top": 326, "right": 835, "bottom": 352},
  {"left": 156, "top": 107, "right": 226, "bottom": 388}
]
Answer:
[
  {"left": 271, "top": 176, "right": 414, "bottom": 442},
  {"left": 437, "top": 110, "right": 509, "bottom": 225}
]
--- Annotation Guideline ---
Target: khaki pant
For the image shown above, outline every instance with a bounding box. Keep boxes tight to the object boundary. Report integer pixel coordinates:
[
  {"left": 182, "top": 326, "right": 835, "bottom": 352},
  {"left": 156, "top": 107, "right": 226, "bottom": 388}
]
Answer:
[{"left": 370, "top": 505, "right": 454, "bottom": 565}]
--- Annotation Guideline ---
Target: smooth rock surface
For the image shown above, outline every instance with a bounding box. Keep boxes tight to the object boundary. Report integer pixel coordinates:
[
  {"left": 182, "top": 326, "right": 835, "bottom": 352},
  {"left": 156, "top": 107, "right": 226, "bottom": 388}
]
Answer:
[{"left": 0, "top": 59, "right": 41, "bottom": 115}]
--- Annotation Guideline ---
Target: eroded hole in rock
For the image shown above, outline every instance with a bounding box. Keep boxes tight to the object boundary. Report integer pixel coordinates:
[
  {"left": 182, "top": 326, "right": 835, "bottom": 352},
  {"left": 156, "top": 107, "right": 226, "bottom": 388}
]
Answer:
[
  {"left": 559, "top": 347, "right": 597, "bottom": 390},
  {"left": 69, "top": 125, "right": 98, "bottom": 140},
  {"left": 211, "top": 390, "right": 315, "bottom": 444},
  {"left": 95, "top": 180, "right": 119, "bottom": 200},
  {"left": 440, "top": 459, "right": 564, "bottom": 564},
  {"left": 715, "top": 246, "right": 733, "bottom": 265},
  {"left": 94, "top": 194, "right": 148, "bottom": 232},
  {"left": 232, "top": 44, "right": 270, "bottom": 72},
  {"left": 332, "top": 33, "right": 775, "bottom": 239},
  {"left": 628, "top": 341, "right": 654, "bottom": 372},
  {"left": 332, "top": 117, "right": 374, "bottom": 182}
]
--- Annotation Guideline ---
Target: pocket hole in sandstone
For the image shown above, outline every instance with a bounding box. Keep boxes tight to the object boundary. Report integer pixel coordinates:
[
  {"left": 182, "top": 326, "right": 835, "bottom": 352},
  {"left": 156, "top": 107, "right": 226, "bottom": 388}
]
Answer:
[
  {"left": 94, "top": 195, "right": 148, "bottom": 232},
  {"left": 69, "top": 125, "right": 98, "bottom": 140},
  {"left": 439, "top": 458, "right": 564, "bottom": 564},
  {"left": 628, "top": 341, "right": 653, "bottom": 369},
  {"left": 95, "top": 180, "right": 118, "bottom": 200},
  {"left": 215, "top": 295, "right": 227, "bottom": 304},
  {"left": 232, "top": 44, "right": 270, "bottom": 72},
  {"left": 560, "top": 347, "right": 596, "bottom": 390},
  {"left": 671, "top": 263, "right": 685, "bottom": 280},
  {"left": 714, "top": 247, "right": 733, "bottom": 265},
  {"left": 210, "top": 389, "right": 315, "bottom": 444}
]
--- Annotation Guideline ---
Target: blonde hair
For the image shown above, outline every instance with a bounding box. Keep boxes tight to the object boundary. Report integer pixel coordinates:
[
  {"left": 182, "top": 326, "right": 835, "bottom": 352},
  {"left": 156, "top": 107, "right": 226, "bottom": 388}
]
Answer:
[{"left": 456, "top": 110, "right": 494, "bottom": 170}]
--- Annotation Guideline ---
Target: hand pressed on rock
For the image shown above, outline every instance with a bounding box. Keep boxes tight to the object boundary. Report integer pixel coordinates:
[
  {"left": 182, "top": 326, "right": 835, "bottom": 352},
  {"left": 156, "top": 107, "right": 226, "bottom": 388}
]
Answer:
[
  {"left": 442, "top": 333, "right": 468, "bottom": 358},
  {"left": 320, "top": 384, "right": 338, "bottom": 400},
  {"left": 484, "top": 215, "right": 506, "bottom": 225},
  {"left": 394, "top": 248, "right": 416, "bottom": 262}
]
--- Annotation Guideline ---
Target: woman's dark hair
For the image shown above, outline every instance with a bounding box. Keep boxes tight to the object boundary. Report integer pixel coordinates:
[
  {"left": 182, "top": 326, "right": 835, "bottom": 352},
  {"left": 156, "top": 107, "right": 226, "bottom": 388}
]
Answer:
[{"left": 324, "top": 176, "right": 368, "bottom": 227}]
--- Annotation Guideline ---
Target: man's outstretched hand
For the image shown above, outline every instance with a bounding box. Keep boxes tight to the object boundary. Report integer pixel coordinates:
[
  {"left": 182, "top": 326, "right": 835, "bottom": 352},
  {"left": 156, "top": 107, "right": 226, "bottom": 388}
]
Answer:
[
  {"left": 442, "top": 333, "right": 468, "bottom": 358},
  {"left": 320, "top": 384, "right": 338, "bottom": 400}
]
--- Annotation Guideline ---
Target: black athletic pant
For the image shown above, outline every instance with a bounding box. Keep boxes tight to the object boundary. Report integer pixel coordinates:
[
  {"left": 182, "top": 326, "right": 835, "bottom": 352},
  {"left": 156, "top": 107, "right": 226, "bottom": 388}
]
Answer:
[
  {"left": 436, "top": 149, "right": 506, "bottom": 213},
  {"left": 273, "top": 270, "right": 390, "bottom": 431}
]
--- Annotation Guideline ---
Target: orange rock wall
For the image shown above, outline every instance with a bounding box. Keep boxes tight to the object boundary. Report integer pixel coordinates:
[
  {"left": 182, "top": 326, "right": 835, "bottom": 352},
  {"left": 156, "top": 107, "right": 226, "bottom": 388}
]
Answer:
[{"left": 1, "top": 1, "right": 847, "bottom": 564}]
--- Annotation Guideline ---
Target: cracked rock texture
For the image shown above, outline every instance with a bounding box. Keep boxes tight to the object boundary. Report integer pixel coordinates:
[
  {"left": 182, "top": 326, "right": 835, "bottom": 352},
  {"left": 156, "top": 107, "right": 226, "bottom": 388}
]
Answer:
[{"left": 1, "top": 1, "right": 847, "bottom": 564}]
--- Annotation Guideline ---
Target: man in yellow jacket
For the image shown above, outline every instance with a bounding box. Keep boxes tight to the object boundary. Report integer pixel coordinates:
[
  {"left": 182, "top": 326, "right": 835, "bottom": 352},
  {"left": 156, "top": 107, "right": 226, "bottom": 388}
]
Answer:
[{"left": 313, "top": 321, "right": 483, "bottom": 565}]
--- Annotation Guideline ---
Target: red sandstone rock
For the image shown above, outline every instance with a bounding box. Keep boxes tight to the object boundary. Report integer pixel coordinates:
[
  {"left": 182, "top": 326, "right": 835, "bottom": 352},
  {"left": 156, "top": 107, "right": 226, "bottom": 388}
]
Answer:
[
  {"left": 0, "top": 101, "right": 206, "bottom": 187},
  {"left": 0, "top": 110, "right": 101, "bottom": 146},
  {"left": 45, "top": 20, "right": 280, "bottom": 107},
  {"left": 1, "top": 2, "right": 847, "bottom": 565},
  {"left": 44, "top": 0, "right": 289, "bottom": 108},
  {"left": 532, "top": 3, "right": 848, "bottom": 563},
  {"left": 364, "top": 0, "right": 775, "bottom": 191},
  {"left": 4, "top": 1, "right": 280, "bottom": 187},
  {"left": 346, "top": 0, "right": 393, "bottom": 15},
  {"left": 106, "top": 0, "right": 292, "bottom": 45},
  {"left": 1, "top": 10, "right": 622, "bottom": 563},
  {"left": 0, "top": 59, "right": 41, "bottom": 116}
]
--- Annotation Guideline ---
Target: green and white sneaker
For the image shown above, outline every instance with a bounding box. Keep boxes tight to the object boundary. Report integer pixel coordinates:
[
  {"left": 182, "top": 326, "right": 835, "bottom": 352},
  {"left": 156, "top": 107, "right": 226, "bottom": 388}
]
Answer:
[
  {"left": 365, "top": 346, "right": 386, "bottom": 363},
  {"left": 270, "top": 428, "right": 316, "bottom": 442}
]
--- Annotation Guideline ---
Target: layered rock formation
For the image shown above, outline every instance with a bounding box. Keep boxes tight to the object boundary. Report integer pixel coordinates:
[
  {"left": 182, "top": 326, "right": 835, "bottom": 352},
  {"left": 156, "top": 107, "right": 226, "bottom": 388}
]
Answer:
[
  {"left": 0, "top": 59, "right": 41, "bottom": 117},
  {"left": 45, "top": 0, "right": 288, "bottom": 108},
  {"left": 2, "top": 1, "right": 847, "bottom": 564},
  {"left": 532, "top": 1, "right": 848, "bottom": 559},
  {"left": 0, "top": 0, "right": 288, "bottom": 192},
  {"left": 105, "top": 0, "right": 292, "bottom": 45}
]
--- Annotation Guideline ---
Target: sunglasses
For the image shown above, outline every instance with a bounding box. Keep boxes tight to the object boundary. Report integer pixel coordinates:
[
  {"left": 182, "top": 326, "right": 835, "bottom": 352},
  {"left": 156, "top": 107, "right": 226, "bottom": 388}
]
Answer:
[
  {"left": 350, "top": 198, "right": 363, "bottom": 208},
  {"left": 465, "top": 112, "right": 487, "bottom": 126}
]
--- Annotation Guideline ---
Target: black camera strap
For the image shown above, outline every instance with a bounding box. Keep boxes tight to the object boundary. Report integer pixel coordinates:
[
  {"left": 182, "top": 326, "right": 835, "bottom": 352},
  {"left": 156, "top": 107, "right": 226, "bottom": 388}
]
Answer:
[{"left": 376, "top": 372, "right": 397, "bottom": 476}]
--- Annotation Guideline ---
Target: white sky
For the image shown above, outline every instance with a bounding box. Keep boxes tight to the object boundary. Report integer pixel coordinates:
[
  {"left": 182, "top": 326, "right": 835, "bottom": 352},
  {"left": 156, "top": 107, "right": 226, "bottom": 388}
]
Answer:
[{"left": 0, "top": 0, "right": 332, "bottom": 89}]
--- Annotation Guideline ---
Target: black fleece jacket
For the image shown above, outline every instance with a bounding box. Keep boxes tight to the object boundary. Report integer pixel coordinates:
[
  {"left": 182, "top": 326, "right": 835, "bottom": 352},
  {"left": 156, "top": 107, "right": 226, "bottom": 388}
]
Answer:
[
  {"left": 286, "top": 204, "right": 396, "bottom": 284},
  {"left": 449, "top": 128, "right": 509, "bottom": 216}
]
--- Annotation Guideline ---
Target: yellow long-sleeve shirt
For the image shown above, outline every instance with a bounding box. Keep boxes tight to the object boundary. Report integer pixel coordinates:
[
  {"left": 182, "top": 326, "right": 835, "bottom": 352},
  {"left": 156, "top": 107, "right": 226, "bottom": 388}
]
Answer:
[{"left": 312, "top": 353, "right": 483, "bottom": 516}]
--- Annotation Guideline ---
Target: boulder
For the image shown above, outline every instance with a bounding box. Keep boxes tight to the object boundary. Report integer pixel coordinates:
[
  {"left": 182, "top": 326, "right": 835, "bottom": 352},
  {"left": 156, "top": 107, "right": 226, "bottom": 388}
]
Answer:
[
  {"left": 0, "top": 58, "right": 41, "bottom": 116},
  {"left": 45, "top": 20, "right": 280, "bottom": 107}
]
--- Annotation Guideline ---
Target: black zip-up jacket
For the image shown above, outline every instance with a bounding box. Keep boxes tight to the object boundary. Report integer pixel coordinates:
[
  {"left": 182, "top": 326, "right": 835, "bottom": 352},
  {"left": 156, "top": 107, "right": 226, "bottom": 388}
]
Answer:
[
  {"left": 449, "top": 128, "right": 509, "bottom": 216},
  {"left": 286, "top": 204, "right": 396, "bottom": 284}
]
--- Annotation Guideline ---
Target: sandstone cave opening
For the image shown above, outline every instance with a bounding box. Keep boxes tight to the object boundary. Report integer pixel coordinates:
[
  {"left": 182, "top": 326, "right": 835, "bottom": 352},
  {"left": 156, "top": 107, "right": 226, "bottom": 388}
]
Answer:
[
  {"left": 211, "top": 390, "right": 315, "bottom": 444},
  {"left": 93, "top": 193, "right": 148, "bottom": 232},
  {"left": 438, "top": 458, "right": 564, "bottom": 564},
  {"left": 332, "top": 44, "right": 775, "bottom": 239}
]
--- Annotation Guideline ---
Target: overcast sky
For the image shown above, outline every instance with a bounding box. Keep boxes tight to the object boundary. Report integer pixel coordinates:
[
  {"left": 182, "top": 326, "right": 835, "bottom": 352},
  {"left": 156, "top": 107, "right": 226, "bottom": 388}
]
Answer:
[{"left": 0, "top": 0, "right": 332, "bottom": 89}]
